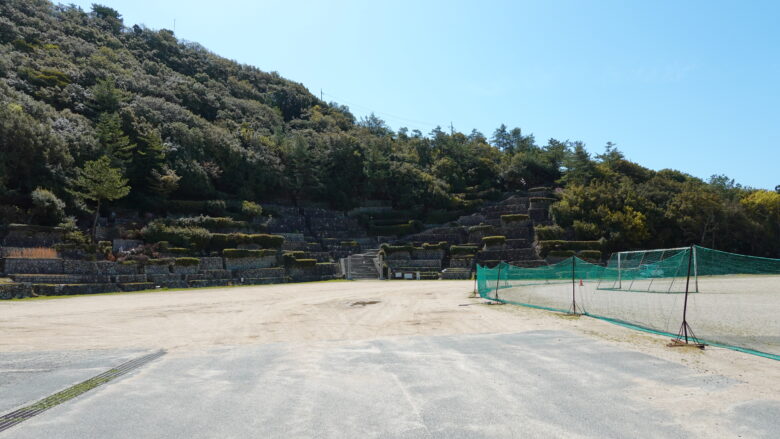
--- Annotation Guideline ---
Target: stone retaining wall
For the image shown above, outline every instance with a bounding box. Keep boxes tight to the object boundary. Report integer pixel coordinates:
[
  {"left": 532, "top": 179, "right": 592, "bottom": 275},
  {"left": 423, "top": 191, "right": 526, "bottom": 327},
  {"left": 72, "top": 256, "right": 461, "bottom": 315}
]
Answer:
[
  {"left": 144, "top": 264, "right": 171, "bottom": 275},
  {"left": 0, "top": 283, "right": 33, "bottom": 299},
  {"left": 3, "top": 258, "right": 63, "bottom": 274},
  {"left": 198, "top": 257, "right": 224, "bottom": 270},
  {"left": 224, "top": 255, "right": 277, "bottom": 271},
  {"left": 235, "top": 268, "right": 285, "bottom": 279}
]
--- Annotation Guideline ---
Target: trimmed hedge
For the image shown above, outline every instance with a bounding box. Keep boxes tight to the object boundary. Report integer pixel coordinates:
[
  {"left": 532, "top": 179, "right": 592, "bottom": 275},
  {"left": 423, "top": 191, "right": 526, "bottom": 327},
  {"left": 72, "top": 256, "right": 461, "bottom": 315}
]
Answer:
[
  {"left": 168, "top": 216, "right": 248, "bottom": 230},
  {"left": 147, "top": 258, "right": 173, "bottom": 265},
  {"left": 167, "top": 247, "right": 190, "bottom": 255},
  {"left": 380, "top": 244, "right": 414, "bottom": 255},
  {"left": 289, "top": 258, "right": 317, "bottom": 268},
  {"left": 547, "top": 250, "right": 576, "bottom": 258},
  {"left": 529, "top": 197, "right": 557, "bottom": 203},
  {"left": 578, "top": 250, "right": 602, "bottom": 260},
  {"left": 223, "top": 249, "right": 276, "bottom": 259},
  {"left": 140, "top": 222, "right": 211, "bottom": 250},
  {"left": 8, "top": 223, "right": 64, "bottom": 233},
  {"left": 468, "top": 224, "right": 494, "bottom": 233},
  {"left": 283, "top": 251, "right": 306, "bottom": 265},
  {"left": 482, "top": 236, "right": 506, "bottom": 246},
  {"left": 538, "top": 240, "right": 603, "bottom": 257},
  {"left": 175, "top": 257, "right": 201, "bottom": 267},
  {"left": 501, "top": 214, "right": 529, "bottom": 223},
  {"left": 528, "top": 186, "right": 552, "bottom": 192},
  {"left": 340, "top": 241, "right": 359, "bottom": 247},
  {"left": 422, "top": 241, "right": 448, "bottom": 250},
  {"left": 450, "top": 245, "right": 478, "bottom": 256},
  {"left": 209, "top": 233, "right": 284, "bottom": 251},
  {"left": 535, "top": 225, "right": 565, "bottom": 240}
]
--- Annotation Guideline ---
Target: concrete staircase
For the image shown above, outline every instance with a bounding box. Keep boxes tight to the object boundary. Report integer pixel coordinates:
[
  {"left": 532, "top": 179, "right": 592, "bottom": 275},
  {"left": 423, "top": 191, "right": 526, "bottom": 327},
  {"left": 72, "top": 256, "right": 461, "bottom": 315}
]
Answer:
[{"left": 346, "top": 249, "right": 380, "bottom": 280}]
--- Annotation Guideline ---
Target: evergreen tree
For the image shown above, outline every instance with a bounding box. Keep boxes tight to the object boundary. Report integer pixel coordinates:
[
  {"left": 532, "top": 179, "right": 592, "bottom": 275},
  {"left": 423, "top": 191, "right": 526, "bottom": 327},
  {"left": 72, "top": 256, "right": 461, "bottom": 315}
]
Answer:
[
  {"left": 95, "top": 112, "right": 135, "bottom": 167},
  {"left": 69, "top": 156, "right": 130, "bottom": 238}
]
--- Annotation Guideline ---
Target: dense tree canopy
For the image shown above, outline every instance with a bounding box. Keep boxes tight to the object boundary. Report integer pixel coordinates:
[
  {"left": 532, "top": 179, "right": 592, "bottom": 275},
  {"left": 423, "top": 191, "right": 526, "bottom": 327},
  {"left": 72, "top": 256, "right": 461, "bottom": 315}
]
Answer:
[{"left": 0, "top": 0, "right": 777, "bottom": 257}]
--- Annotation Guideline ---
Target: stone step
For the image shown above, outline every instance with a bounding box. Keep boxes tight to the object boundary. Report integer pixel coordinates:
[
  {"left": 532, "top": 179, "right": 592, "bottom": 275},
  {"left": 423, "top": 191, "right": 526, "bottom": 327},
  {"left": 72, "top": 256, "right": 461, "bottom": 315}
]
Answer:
[
  {"left": 385, "top": 259, "right": 442, "bottom": 269},
  {"left": 441, "top": 268, "right": 472, "bottom": 280}
]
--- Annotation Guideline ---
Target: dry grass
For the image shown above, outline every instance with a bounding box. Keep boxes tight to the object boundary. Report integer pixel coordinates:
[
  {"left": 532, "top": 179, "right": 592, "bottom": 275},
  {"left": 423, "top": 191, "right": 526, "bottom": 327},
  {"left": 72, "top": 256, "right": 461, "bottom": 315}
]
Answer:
[{"left": 4, "top": 247, "right": 59, "bottom": 259}]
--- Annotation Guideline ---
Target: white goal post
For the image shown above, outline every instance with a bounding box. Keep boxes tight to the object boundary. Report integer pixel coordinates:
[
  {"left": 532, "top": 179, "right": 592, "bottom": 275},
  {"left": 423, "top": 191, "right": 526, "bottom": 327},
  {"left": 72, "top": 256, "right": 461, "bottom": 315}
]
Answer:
[{"left": 613, "top": 246, "right": 698, "bottom": 293}]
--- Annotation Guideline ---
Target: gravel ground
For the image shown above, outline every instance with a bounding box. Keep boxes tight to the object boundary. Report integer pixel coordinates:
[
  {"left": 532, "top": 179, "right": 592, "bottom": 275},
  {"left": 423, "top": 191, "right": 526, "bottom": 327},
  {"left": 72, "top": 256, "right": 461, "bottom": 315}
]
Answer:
[{"left": 1, "top": 280, "right": 778, "bottom": 438}]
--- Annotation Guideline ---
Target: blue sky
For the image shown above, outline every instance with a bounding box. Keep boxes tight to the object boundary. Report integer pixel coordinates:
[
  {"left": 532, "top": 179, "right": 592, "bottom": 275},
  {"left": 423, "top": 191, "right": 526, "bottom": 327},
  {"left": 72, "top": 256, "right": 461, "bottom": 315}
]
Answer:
[{"left": 67, "top": 0, "right": 779, "bottom": 189}]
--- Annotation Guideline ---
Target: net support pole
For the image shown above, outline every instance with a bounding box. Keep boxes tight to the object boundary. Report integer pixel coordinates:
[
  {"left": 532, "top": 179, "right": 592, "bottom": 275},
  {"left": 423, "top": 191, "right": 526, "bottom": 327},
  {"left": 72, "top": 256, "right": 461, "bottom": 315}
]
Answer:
[
  {"left": 692, "top": 245, "right": 699, "bottom": 293},
  {"left": 493, "top": 263, "right": 502, "bottom": 302},
  {"left": 617, "top": 253, "right": 622, "bottom": 289},
  {"left": 669, "top": 245, "right": 705, "bottom": 348},
  {"left": 569, "top": 256, "right": 579, "bottom": 315}
]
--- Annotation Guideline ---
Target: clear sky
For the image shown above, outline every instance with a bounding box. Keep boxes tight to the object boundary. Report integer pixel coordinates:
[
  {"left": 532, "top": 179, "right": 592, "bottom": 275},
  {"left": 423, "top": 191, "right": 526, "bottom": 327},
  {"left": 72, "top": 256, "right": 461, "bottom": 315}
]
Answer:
[{"left": 66, "top": 0, "right": 779, "bottom": 189}]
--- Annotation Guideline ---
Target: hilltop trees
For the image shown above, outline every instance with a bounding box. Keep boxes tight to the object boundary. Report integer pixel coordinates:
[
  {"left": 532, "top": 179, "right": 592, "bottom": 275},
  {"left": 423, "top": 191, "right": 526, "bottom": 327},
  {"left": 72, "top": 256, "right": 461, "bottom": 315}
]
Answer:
[{"left": 0, "top": 0, "right": 776, "bottom": 257}]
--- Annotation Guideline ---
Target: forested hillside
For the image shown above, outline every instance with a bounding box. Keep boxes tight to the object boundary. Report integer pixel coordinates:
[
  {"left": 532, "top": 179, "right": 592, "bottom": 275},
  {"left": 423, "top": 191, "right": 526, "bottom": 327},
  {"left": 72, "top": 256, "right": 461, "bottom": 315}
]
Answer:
[{"left": 0, "top": 0, "right": 778, "bottom": 256}]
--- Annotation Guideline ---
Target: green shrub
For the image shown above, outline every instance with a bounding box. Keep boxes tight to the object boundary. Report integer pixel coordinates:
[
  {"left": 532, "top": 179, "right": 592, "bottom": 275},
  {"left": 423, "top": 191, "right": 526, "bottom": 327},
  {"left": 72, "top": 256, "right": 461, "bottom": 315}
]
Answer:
[
  {"left": 175, "top": 257, "right": 200, "bottom": 266},
  {"left": 222, "top": 248, "right": 276, "bottom": 258},
  {"left": 535, "top": 225, "right": 565, "bottom": 240},
  {"left": 577, "top": 250, "right": 602, "bottom": 260},
  {"left": 118, "top": 260, "right": 138, "bottom": 265},
  {"left": 547, "top": 250, "right": 576, "bottom": 258},
  {"left": 501, "top": 214, "right": 529, "bottom": 223},
  {"left": 340, "top": 241, "right": 359, "bottom": 247},
  {"left": 422, "top": 241, "right": 448, "bottom": 250},
  {"left": 140, "top": 221, "right": 211, "bottom": 251},
  {"left": 147, "top": 258, "right": 173, "bottom": 265},
  {"left": 156, "top": 241, "right": 170, "bottom": 251},
  {"left": 573, "top": 221, "right": 601, "bottom": 240},
  {"left": 167, "top": 247, "right": 190, "bottom": 255},
  {"left": 468, "top": 224, "right": 494, "bottom": 233},
  {"left": 482, "top": 236, "right": 506, "bottom": 246},
  {"left": 528, "top": 186, "right": 552, "bottom": 192},
  {"left": 529, "top": 197, "right": 557, "bottom": 203},
  {"left": 537, "top": 240, "right": 603, "bottom": 257},
  {"left": 450, "top": 245, "right": 478, "bottom": 256},
  {"left": 30, "top": 188, "right": 65, "bottom": 226},
  {"left": 241, "top": 201, "right": 263, "bottom": 218}
]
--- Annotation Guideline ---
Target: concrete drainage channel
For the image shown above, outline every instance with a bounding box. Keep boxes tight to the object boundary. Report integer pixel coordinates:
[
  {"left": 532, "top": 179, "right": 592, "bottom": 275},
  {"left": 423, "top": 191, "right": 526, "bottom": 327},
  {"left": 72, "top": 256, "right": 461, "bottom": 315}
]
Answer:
[{"left": 0, "top": 350, "right": 166, "bottom": 433}]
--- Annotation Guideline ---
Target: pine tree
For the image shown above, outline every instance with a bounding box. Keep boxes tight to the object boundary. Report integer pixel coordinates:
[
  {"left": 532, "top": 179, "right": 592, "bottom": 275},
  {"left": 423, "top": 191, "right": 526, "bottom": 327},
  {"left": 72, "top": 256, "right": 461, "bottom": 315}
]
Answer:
[
  {"left": 69, "top": 156, "right": 130, "bottom": 239},
  {"left": 95, "top": 112, "right": 135, "bottom": 167}
]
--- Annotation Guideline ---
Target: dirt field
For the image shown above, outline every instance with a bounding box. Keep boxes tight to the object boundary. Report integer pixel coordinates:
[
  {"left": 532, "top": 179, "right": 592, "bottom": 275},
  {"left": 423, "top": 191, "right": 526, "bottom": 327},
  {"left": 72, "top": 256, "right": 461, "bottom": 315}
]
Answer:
[
  {"left": 1, "top": 279, "right": 777, "bottom": 379},
  {"left": 2, "top": 280, "right": 779, "bottom": 438}
]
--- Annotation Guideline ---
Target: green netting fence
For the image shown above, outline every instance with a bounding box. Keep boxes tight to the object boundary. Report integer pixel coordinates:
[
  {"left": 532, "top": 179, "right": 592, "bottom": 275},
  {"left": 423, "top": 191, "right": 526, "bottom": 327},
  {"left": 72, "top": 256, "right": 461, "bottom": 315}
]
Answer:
[{"left": 477, "top": 245, "right": 780, "bottom": 360}]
